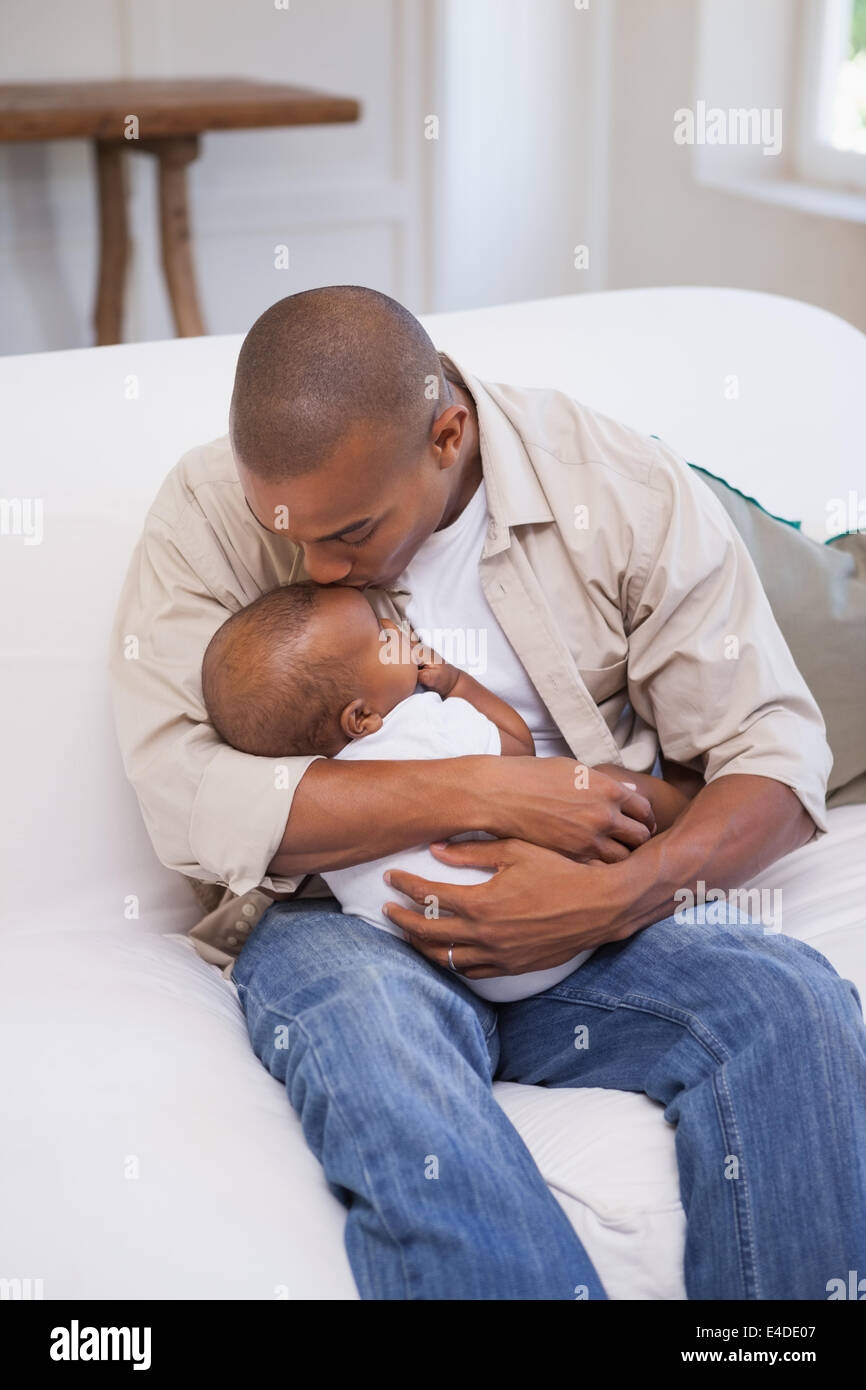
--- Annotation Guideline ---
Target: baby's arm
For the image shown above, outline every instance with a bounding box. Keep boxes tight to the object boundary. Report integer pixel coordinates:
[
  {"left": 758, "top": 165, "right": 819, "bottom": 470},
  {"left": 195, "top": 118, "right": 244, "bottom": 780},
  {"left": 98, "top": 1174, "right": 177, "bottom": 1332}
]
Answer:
[
  {"left": 594, "top": 762, "right": 696, "bottom": 832},
  {"left": 415, "top": 653, "right": 535, "bottom": 756},
  {"left": 414, "top": 645, "right": 690, "bottom": 823}
]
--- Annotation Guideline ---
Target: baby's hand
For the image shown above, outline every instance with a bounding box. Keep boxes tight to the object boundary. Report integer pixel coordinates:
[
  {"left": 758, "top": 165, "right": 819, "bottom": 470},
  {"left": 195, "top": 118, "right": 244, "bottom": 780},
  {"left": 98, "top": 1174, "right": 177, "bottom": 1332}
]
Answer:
[{"left": 415, "top": 644, "right": 460, "bottom": 697}]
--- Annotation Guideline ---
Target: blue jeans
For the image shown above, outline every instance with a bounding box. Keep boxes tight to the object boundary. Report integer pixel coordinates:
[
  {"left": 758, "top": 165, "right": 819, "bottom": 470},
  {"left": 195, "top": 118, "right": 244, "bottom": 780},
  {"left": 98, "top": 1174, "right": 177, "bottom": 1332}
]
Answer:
[{"left": 233, "top": 898, "right": 866, "bottom": 1300}]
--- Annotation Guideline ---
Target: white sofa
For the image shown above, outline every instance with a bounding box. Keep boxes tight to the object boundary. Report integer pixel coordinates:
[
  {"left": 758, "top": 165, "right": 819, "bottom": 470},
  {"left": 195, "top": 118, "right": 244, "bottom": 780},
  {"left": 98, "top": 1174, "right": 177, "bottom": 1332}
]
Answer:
[{"left": 2, "top": 288, "right": 865, "bottom": 1300}]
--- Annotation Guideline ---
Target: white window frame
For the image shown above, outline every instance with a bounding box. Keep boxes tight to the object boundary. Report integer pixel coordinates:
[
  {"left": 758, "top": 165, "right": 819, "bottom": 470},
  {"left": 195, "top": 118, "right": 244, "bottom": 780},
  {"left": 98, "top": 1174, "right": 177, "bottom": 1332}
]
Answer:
[{"left": 797, "top": 0, "right": 866, "bottom": 193}]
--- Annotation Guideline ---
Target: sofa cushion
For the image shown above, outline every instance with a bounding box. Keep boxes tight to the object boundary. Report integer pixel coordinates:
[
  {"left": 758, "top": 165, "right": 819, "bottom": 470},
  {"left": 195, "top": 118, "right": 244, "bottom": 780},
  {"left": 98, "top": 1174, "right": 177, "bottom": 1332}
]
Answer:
[{"left": 688, "top": 464, "right": 866, "bottom": 805}]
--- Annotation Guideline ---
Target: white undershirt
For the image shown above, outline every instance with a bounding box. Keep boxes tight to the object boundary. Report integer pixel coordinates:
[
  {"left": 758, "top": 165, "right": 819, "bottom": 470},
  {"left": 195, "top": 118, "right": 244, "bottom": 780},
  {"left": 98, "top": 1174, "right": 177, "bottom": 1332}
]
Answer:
[{"left": 396, "top": 479, "right": 572, "bottom": 760}]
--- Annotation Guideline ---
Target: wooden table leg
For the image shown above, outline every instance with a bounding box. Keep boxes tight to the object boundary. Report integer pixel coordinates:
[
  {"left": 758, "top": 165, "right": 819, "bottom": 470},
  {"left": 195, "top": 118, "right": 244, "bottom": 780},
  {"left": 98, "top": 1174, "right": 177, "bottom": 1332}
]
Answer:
[
  {"left": 152, "top": 135, "right": 205, "bottom": 337},
  {"left": 93, "top": 140, "right": 130, "bottom": 346}
]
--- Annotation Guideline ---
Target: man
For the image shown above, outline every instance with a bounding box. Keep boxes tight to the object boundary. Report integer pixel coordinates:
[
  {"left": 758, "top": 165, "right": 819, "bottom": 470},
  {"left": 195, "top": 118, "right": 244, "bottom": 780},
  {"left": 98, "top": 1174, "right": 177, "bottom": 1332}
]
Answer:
[{"left": 110, "top": 285, "right": 866, "bottom": 1300}]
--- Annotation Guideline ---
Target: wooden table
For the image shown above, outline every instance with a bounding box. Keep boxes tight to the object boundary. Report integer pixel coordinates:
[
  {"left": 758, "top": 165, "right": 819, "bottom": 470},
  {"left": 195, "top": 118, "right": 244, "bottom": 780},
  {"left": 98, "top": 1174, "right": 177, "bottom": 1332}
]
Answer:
[{"left": 0, "top": 79, "right": 361, "bottom": 344}]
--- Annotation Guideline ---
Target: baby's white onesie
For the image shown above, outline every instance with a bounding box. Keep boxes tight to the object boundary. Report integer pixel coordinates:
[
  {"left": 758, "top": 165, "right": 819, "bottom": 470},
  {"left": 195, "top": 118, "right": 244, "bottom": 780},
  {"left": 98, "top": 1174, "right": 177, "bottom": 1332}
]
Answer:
[{"left": 322, "top": 688, "right": 592, "bottom": 1002}]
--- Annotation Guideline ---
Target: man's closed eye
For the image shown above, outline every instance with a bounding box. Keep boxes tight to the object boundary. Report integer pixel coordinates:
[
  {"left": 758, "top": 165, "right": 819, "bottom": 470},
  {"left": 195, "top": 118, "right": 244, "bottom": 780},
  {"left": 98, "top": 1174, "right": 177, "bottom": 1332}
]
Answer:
[{"left": 342, "top": 523, "right": 378, "bottom": 547}]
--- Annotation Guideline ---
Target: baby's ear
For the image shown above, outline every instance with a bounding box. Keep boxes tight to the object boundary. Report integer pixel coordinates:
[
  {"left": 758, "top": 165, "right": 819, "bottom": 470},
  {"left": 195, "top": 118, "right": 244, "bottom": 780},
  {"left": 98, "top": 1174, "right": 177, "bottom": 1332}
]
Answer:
[{"left": 339, "top": 699, "right": 384, "bottom": 741}]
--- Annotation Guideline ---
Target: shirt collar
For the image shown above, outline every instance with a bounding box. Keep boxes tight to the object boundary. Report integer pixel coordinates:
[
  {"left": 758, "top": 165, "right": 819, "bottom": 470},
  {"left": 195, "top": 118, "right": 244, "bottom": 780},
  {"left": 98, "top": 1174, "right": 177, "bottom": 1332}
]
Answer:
[{"left": 439, "top": 351, "right": 554, "bottom": 558}]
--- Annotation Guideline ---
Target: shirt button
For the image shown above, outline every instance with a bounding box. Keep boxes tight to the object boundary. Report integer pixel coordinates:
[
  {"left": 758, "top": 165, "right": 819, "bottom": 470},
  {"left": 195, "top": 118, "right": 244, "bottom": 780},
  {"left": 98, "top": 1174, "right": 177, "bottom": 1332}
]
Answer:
[
  {"left": 234, "top": 919, "right": 250, "bottom": 933},
  {"left": 226, "top": 934, "right": 238, "bottom": 947},
  {"left": 241, "top": 903, "right": 256, "bottom": 919}
]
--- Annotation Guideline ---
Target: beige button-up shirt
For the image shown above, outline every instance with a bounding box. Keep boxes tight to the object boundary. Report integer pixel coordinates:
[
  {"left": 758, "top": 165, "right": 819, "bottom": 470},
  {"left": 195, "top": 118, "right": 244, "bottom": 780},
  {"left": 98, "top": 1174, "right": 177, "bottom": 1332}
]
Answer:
[{"left": 109, "top": 353, "right": 831, "bottom": 978}]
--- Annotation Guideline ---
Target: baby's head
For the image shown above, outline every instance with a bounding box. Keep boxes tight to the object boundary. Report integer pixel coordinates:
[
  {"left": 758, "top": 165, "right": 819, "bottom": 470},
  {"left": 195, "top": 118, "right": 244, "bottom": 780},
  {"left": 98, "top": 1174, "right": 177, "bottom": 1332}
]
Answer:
[{"left": 201, "top": 585, "right": 419, "bottom": 758}]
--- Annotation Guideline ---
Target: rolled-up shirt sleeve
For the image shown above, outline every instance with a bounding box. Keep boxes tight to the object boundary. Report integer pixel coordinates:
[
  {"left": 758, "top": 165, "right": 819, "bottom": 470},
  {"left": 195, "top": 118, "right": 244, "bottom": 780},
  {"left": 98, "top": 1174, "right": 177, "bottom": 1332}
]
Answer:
[
  {"left": 623, "top": 437, "right": 832, "bottom": 834},
  {"left": 109, "top": 512, "right": 321, "bottom": 896}
]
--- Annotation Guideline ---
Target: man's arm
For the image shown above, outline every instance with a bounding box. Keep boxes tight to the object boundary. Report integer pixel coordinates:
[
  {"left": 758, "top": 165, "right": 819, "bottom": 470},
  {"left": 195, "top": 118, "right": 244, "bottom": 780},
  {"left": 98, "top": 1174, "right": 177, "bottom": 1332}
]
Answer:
[
  {"left": 270, "top": 753, "right": 654, "bottom": 876},
  {"left": 606, "top": 772, "right": 814, "bottom": 934}
]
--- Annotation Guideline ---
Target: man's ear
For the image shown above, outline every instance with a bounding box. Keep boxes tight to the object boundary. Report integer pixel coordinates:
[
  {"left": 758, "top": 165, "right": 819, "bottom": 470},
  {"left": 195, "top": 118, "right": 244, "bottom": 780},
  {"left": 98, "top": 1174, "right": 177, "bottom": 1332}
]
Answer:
[
  {"left": 431, "top": 403, "right": 466, "bottom": 470},
  {"left": 339, "top": 698, "right": 384, "bottom": 741}
]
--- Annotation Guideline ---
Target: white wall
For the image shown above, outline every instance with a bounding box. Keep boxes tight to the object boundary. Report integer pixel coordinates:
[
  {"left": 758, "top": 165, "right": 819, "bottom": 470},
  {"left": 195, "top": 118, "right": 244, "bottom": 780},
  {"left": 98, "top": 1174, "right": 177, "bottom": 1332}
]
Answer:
[
  {"left": 605, "top": 0, "right": 866, "bottom": 332},
  {"left": 427, "top": 0, "right": 612, "bottom": 309}
]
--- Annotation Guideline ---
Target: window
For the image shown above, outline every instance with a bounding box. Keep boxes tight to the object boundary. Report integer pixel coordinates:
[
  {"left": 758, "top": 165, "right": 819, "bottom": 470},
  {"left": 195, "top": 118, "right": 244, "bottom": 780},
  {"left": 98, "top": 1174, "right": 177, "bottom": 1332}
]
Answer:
[{"left": 799, "top": 0, "right": 866, "bottom": 191}]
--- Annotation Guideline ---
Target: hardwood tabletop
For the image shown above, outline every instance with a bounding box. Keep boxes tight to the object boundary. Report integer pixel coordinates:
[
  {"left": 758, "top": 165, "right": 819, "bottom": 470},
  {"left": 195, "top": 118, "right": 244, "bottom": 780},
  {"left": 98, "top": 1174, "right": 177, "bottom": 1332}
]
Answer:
[{"left": 0, "top": 78, "right": 361, "bottom": 141}]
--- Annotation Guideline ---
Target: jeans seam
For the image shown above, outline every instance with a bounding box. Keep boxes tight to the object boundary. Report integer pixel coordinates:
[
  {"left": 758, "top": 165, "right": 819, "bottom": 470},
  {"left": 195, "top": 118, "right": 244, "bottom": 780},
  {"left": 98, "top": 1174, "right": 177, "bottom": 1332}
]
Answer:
[
  {"left": 543, "top": 988, "right": 762, "bottom": 1300},
  {"left": 544, "top": 986, "right": 733, "bottom": 1056},
  {"left": 240, "top": 983, "right": 419, "bottom": 1300},
  {"left": 291, "top": 1013, "right": 416, "bottom": 1301},
  {"left": 478, "top": 1009, "right": 498, "bottom": 1042},
  {"left": 711, "top": 1066, "right": 762, "bottom": 1300}
]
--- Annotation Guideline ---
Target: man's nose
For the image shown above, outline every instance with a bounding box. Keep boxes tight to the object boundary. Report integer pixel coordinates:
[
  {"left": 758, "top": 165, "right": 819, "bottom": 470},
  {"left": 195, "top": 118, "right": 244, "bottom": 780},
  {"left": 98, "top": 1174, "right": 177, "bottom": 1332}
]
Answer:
[{"left": 302, "top": 546, "right": 352, "bottom": 585}]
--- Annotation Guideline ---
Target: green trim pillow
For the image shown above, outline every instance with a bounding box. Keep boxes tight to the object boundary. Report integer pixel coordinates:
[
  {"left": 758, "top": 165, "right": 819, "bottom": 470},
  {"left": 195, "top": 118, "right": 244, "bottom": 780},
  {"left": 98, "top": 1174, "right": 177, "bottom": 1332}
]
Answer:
[{"left": 686, "top": 459, "right": 866, "bottom": 808}]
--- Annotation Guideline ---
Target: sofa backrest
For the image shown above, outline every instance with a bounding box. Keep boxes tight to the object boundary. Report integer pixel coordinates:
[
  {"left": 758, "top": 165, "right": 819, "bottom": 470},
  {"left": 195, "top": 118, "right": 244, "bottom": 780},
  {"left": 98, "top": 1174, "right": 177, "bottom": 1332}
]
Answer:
[{"left": 2, "top": 289, "right": 862, "bottom": 935}]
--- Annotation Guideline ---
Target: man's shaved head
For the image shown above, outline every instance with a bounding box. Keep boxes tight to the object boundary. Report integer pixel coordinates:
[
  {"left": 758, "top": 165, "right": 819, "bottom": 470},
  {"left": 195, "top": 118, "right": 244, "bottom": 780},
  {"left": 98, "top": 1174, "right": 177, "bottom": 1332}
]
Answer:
[{"left": 230, "top": 285, "right": 447, "bottom": 478}]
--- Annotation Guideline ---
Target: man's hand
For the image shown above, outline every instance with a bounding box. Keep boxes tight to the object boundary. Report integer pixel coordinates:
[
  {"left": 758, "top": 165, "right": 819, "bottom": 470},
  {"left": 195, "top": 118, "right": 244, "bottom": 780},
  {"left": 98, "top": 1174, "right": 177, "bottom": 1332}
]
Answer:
[
  {"left": 382, "top": 774, "right": 814, "bottom": 977},
  {"left": 594, "top": 762, "right": 691, "bottom": 833},
  {"left": 383, "top": 838, "right": 624, "bottom": 977},
  {"left": 488, "top": 756, "right": 655, "bottom": 861}
]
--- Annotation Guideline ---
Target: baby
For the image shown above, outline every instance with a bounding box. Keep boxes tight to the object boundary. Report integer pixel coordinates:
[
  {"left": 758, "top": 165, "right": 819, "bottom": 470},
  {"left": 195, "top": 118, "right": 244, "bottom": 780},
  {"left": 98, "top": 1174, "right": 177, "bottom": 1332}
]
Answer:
[{"left": 201, "top": 583, "right": 688, "bottom": 1002}]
